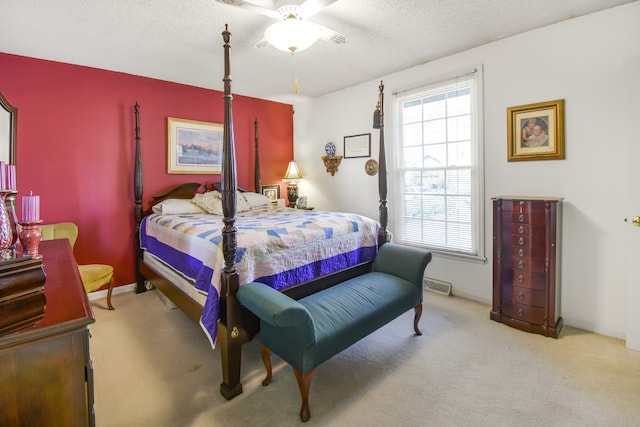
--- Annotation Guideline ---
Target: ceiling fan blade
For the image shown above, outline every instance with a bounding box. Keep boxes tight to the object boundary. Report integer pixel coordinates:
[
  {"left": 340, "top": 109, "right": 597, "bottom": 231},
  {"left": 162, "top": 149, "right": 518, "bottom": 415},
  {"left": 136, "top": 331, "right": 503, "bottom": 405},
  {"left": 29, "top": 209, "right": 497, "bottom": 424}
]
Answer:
[
  {"left": 298, "top": 0, "right": 338, "bottom": 19},
  {"left": 215, "top": 0, "right": 282, "bottom": 19},
  {"left": 311, "top": 22, "right": 346, "bottom": 44}
]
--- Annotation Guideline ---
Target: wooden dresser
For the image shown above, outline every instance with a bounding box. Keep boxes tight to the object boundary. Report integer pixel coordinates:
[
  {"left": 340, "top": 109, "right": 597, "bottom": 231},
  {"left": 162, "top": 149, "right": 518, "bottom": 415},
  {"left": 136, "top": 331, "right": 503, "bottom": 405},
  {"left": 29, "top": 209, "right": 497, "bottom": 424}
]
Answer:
[
  {"left": 0, "top": 239, "right": 95, "bottom": 426},
  {"left": 490, "top": 196, "right": 563, "bottom": 338}
]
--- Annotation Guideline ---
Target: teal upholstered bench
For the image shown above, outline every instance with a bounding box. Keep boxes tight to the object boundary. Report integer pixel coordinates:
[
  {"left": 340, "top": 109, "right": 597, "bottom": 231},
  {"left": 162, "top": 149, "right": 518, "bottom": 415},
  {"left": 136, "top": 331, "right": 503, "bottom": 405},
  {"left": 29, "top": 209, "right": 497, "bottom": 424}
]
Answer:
[{"left": 237, "top": 243, "right": 432, "bottom": 422}]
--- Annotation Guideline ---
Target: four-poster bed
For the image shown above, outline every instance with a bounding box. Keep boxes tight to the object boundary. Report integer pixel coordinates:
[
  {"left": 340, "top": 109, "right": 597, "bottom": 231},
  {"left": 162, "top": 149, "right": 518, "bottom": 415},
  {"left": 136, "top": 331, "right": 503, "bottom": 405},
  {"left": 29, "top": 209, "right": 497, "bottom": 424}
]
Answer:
[{"left": 133, "top": 26, "right": 390, "bottom": 400}]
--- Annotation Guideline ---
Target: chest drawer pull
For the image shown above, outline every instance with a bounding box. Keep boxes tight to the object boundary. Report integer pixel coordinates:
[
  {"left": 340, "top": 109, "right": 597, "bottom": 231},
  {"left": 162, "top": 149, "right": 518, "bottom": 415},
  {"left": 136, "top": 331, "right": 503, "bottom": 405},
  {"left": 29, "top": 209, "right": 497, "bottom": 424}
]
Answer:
[
  {"left": 518, "top": 260, "right": 525, "bottom": 269},
  {"left": 519, "top": 214, "right": 525, "bottom": 222},
  {"left": 518, "top": 225, "right": 524, "bottom": 234},
  {"left": 518, "top": 237, "right": 525, "bottom": 245},
  {"left": 518, "top": 248, "right": 524, "bottom": 257},
  {"left": 518, "top": 292, "right": 525, "bottom": 301},
  {"left": 518, "top": 308, "right": 524, "bottom": 317},
  {"left": 518, "top": 274, "right": 525, "bottom": 283}
]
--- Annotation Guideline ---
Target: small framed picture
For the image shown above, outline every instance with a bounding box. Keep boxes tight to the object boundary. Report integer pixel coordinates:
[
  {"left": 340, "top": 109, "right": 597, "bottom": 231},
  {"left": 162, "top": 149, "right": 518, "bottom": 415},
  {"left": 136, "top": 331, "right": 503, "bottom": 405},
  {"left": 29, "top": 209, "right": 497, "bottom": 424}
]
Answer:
[
  {"left": 261, "top": 184, "right": 280, "bottom": 204},
  {"left": 344, "top": 133, "right": 371, "bottom": 158},
  {"left": 297, "top": 196, "right": 307, "bottom": 209},
  {"left": 507, "top": 99, "right": 565, "bottom": 161}
]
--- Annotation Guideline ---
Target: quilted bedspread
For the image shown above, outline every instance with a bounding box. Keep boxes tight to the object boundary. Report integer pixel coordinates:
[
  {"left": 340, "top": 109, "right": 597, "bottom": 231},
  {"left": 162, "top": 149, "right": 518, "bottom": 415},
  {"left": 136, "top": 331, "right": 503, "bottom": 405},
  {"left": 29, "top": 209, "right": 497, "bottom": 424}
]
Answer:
[{"left": 140, "top": 205, "right": 380, "bottom": 346}]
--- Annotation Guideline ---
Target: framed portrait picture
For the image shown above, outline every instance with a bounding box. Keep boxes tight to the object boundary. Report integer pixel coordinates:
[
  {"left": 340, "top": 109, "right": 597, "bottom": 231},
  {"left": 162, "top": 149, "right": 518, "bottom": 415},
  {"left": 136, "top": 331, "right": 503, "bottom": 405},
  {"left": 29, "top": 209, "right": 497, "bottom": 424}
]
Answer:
[
  {"left": 507, "top": 99, "right": 565, "bottom": 161},
  {"left": 261, "top": 184, "right": 280, "bottom": 204},
  {"left": 344, "top": 133, "right": 371, "bottom": 158},
  {"left": 167, "top": 117, "right": 223, "bottom": 174}
]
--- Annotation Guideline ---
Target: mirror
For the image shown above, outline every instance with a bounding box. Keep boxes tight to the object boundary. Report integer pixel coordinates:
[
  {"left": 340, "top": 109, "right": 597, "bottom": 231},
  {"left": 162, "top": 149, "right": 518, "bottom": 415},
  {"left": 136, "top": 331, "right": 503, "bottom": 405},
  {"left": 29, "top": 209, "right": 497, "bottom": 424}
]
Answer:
[{"left": 0, "top": 91, "right": 17, "bottom": 165}]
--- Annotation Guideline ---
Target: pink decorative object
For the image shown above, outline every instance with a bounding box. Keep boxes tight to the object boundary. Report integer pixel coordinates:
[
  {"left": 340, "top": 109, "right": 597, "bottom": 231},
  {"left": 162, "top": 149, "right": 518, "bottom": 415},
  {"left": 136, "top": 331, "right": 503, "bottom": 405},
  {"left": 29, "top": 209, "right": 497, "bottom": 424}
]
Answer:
[
  {"left": 21, "top": 193, "right": 40, "bottom": 223},
  {"left": 0, "top": 191, "right": 13, "bottom": 259},
  {"left": 0, "top": 162, "right": 5, "bottom": 191},
  {"left": 19, "top": 221, "right": 43, "bottom": 259},
  {"left": 7, "top": 165, "right": 16, "bottom": 191},
  {"left": 5, "top": 191, "right": 19, "bottom": 258}
]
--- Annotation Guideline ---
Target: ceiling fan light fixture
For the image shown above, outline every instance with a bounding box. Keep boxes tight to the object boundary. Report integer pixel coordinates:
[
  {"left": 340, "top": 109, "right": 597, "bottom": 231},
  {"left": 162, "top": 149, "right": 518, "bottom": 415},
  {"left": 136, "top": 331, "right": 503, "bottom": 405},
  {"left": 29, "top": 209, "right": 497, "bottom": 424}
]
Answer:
[{"left": 264, "top": 18, "right": 320, "bottom": 53}]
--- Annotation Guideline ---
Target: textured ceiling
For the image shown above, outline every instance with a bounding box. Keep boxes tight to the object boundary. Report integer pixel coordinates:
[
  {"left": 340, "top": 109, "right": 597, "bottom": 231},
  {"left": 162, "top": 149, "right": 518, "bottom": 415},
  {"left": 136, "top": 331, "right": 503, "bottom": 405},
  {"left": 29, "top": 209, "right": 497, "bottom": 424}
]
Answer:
[{"left": 0, "top": 0, "right": 635, "bottom": 103}]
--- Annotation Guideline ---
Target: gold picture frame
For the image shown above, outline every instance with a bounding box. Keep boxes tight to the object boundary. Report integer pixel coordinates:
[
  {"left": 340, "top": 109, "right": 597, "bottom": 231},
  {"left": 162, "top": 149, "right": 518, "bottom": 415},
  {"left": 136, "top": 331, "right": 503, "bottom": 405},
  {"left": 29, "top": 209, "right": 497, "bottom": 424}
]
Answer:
[
  {"left": 167, "top": 117, "right": 223, "bottom": 174},
  {"left": 507, "top": 99, "right": 565, "bottom": 161}
]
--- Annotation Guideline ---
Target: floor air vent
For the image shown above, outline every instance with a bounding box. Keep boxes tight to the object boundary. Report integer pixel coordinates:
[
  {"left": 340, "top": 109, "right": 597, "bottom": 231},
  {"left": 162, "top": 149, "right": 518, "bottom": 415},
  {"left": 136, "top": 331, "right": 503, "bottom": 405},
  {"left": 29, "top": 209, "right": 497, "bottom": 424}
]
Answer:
[{"left": 424, "top": 277, "right": 452, "bottom": 296}]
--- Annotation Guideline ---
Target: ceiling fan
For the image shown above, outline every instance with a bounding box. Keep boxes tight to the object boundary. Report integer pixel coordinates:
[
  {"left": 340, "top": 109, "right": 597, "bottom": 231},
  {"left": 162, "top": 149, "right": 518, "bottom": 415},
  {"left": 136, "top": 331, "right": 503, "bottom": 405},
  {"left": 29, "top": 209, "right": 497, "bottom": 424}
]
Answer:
[{"left": 216, "top": 0, "right": 346, "bottom": 53}]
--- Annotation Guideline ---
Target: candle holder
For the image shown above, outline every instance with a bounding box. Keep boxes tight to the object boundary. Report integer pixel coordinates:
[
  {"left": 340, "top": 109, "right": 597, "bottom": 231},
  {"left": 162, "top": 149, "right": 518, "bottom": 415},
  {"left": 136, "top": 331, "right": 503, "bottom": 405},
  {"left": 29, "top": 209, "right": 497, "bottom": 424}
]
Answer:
[
  {"left": 4, "top": 190, "right": 19, "bottom": 259},
  {"left": 0, "top": 191, "right": 14, "bottom": 260},
  {"left": 19, "top": 221, "right": 43, "bottom": 259}
]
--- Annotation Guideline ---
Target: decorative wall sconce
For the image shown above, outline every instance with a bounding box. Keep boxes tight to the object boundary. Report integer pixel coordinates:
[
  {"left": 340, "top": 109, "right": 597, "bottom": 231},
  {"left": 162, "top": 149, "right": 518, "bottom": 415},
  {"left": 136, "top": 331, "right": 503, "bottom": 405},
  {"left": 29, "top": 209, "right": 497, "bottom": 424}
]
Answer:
[{"left": 321, "top": 156, "right": 342, "bottom": 176}]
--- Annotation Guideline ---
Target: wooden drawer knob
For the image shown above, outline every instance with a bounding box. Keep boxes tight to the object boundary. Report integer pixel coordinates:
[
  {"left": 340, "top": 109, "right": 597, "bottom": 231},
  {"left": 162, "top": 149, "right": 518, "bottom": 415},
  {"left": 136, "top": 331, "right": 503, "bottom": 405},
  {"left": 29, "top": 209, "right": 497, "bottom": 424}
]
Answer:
[
  {"left": 519, "top": 214, "right": 525, "bottom": 222},
  {"left": 518, "top": 292, "right": 525, "bottom": 301},
  {"left": 518, "top": 274, "right": 525, "bottom": 283},
  {"left": 518, "top": 308, "right": 524, "bottom": 317},
  {"left": 518, "top": 225, "right": 524, "bottom": 234},
  {"left": 518, "top": 248, "right": 524, "bottom": 257},
  {"left": 518, "top": 237, "right": 525, "bottom": 245}
]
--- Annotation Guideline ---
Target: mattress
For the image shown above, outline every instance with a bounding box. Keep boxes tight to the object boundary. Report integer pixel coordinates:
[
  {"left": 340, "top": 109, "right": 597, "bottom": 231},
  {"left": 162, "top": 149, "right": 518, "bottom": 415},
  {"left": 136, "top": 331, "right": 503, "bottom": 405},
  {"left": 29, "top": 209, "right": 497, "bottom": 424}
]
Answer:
[{"left": 139, "top": 205, "right": 380, "bottom": 346}]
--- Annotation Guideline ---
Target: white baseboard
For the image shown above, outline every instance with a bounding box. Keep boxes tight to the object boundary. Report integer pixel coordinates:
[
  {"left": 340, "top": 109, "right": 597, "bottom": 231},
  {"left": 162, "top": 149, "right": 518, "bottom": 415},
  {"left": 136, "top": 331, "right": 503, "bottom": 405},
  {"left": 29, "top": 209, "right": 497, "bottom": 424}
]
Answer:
[
  {"left": 87, "top": 283, "right": 136, "bottom": 301},
  {"left": 560, "top": 315, "right": 626, "bottom": 341}
]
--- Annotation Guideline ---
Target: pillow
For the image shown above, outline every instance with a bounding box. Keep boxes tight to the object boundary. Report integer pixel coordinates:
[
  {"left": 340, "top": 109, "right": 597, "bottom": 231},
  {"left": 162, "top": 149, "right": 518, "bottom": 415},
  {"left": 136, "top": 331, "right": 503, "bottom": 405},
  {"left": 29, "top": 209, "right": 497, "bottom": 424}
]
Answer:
[
  {"left": 192, "top": 191, "right": 223, "bottom": 215},
  {"left": 152, "top": 199, "right": 205, "bottom": 215},
  {"left": 242, "top": 192, "right": 272, "bottom": 208},
  {"left": 192, "top": 191, "right": 251, "bottom": 215},
  {"left": 237, "top": 192, "right": 251, "bottom": 212}
]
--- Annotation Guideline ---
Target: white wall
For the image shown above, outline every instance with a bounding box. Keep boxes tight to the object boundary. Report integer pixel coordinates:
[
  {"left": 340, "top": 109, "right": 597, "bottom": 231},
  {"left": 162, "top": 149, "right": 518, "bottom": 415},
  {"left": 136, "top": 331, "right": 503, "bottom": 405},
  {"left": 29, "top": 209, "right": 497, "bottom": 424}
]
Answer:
[{"left": 294, "top": 2, "right": 640, "bottom": 339}]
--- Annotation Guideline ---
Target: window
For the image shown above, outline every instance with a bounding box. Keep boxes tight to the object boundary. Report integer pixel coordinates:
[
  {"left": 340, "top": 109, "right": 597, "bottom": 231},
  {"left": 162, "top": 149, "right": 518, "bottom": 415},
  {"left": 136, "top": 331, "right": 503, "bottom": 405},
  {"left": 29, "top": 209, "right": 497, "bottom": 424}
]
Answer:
[{"left": 393, "top": 70, "right": 483, "bottom": 259}]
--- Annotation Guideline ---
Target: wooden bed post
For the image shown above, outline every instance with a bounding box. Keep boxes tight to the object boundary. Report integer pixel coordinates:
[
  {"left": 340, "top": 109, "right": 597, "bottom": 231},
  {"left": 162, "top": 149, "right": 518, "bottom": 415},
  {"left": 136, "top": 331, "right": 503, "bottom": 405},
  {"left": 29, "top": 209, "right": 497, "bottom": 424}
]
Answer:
[
  {"left": 375, "top": 81, "right": 390, "bottom": 247},
  {"left": 132, "top": 27, "right": 387, "bottom": 404},
  {"left": 133, "top": 102, "right": 147, "bottom": 293},
  {"left": 218, "top": 24, "right": 246, "bottom": 400},
  {"left": 254, "top": 118, "right": 261, "bottom": 193}
]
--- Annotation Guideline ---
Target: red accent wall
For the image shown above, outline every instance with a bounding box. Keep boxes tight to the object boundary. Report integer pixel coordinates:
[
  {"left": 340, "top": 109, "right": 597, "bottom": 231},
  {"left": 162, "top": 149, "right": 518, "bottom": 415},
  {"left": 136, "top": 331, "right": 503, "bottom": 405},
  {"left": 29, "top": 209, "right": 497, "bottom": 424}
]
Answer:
[{"left": 0, "top": 52, "right": 293, "bottom": 289}]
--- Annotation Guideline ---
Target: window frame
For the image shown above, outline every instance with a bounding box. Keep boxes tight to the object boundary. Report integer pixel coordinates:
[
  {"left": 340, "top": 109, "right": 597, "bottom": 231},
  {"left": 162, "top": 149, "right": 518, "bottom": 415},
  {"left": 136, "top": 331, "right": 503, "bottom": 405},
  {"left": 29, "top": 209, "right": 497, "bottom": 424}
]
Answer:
[{"left": 390, "top": 67, "right": 485, "bottom": 262}]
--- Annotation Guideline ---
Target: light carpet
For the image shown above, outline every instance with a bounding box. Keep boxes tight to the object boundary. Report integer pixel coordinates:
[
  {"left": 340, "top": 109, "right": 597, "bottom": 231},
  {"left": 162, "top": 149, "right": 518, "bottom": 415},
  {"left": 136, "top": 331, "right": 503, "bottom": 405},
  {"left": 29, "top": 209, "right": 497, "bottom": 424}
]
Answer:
[{"left": 89, "top": 290, "right": 640, "bottom": 426}]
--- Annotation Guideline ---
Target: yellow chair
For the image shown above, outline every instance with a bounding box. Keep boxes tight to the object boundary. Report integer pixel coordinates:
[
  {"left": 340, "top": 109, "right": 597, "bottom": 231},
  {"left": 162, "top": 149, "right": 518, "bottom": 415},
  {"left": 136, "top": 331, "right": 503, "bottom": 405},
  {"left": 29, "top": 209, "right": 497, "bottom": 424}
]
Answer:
[{"left": 40, "top": 222, "right": 115, "bottom": 310}]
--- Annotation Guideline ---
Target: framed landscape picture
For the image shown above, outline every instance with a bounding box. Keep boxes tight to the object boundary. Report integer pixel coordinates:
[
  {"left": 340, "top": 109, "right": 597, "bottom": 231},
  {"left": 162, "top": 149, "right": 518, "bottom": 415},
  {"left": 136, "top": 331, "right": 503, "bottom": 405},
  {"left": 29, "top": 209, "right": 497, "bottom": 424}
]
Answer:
[
  {"left": 167, "top": 117, "right": 223, "bottom": 174},
  {"left": 507, "top": 99, "right": 565, "bottom": 161}
]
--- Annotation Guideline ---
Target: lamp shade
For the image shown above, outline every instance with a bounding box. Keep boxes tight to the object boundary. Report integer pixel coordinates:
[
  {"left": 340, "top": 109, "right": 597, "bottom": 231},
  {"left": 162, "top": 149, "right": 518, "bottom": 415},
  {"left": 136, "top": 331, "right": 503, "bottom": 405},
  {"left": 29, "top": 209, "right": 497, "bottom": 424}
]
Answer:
[
  {"left": 264, "top": 18, "right": 320, "bottom": 53},
  {"left": 283, "top": 160, "right": 303, "bottom": 181}
]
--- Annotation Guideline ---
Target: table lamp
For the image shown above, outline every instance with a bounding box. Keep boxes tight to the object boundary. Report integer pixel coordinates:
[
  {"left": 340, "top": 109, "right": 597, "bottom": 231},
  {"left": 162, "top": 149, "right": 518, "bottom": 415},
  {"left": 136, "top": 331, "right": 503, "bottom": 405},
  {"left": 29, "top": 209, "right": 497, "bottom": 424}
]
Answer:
[{"left": 283, "top": 160, "right": 302, "bottom": 207}]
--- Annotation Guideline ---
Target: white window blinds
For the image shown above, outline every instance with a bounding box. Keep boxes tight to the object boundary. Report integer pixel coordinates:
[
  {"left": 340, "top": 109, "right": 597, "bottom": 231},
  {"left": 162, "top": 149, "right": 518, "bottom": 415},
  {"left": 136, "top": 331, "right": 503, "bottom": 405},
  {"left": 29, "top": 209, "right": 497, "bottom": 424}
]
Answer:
[{"left": 393, "top": 72, "right": 483, "bottom": 257}]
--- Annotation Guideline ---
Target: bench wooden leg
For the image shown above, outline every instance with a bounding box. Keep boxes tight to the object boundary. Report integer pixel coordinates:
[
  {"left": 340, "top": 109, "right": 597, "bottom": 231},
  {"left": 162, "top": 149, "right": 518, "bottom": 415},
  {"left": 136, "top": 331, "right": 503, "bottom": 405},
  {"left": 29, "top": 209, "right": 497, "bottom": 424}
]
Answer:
[
  {"left": 260, "top": 345, "right": 273, "bottom": 386},
  {"left": 414, "top": 303, "right": 423, "bottom": 335},
  {"left": 293, "top": 367, "right": 315, "bottom": 422}
]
